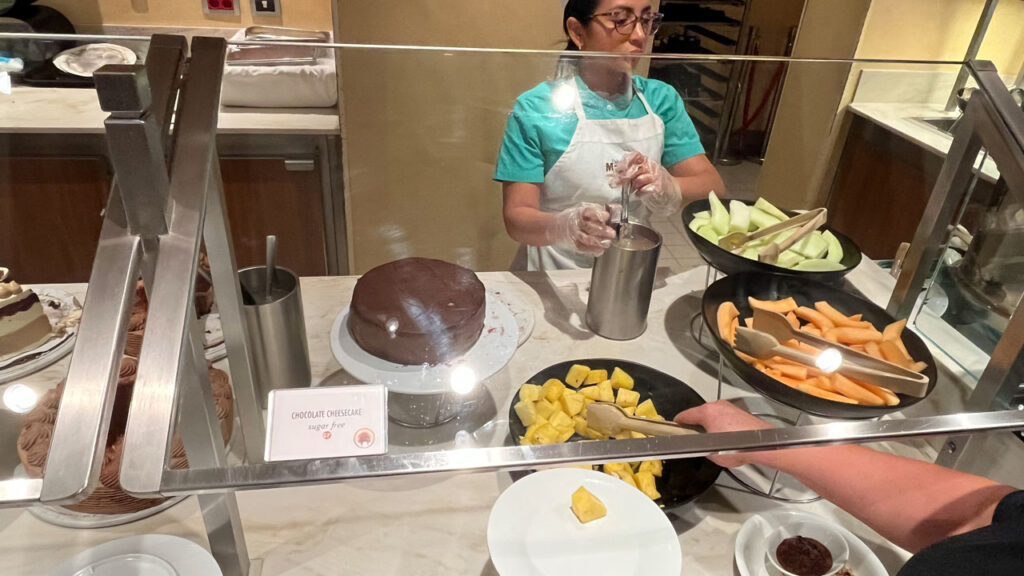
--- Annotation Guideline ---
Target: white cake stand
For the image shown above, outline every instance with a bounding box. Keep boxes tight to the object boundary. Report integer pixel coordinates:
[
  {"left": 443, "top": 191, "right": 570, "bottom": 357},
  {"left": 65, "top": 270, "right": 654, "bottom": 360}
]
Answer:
[{"left": 330, "top": 291, "right": 519, "bottom": 395}]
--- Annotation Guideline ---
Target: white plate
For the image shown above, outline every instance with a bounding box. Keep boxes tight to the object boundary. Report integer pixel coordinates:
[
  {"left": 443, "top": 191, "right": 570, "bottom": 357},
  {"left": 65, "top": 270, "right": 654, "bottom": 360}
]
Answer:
[
  {"left": 53, "top": 43, "right": 138, "bottom": 77},
  {"left": 490, "top": 288, "right": 535, "bottom": 347},
  {"left": 48, "top": 534, "right": 221, "bottom": 576},
  {"left": 330, "top": 291, "right": 518, "bottom": 395},
  {"left": 0, "top": 289, "right": 80, "bottom": 384},
  {"left": 487, "top": 468, "right": 682, "bottom": 576},
  {"left": 735, "top": 510, "right": 888, "bottom": 576}
]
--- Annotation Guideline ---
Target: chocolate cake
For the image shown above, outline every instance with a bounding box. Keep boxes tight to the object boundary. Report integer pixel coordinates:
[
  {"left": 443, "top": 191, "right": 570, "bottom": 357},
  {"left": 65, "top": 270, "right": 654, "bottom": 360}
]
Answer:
[
  {"left": 348, "top": 257, "right": 486, "bottom": 365},
  {"left": 0, "top": 280, "right": 52, "bottom": 362}
]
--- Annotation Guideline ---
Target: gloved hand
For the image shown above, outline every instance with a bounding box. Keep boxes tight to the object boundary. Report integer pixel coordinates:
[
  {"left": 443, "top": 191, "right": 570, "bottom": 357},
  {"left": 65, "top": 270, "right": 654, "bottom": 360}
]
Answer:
[
  {"left": 612, "top": 151, "right": 683, "bottom": 216},
  {"left": 545, "top": 202, "right": 618, "bottom": 256}
]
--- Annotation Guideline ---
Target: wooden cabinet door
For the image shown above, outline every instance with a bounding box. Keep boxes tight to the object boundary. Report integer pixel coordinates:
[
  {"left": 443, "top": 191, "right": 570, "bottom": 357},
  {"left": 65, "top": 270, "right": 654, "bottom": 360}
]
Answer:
[
  {"left": 220, "top": 158, "right": 327, "bottom": 277},
  {"left": 0, "top": 157, "right": 110, "bottom": 283}
]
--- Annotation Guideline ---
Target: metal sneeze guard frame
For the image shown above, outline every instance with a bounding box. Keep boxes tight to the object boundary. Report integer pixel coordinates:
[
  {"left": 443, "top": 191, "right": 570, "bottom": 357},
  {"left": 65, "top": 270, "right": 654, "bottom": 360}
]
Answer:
[{"left": 4, "top": 31, "right": 1024, "bottom": 573}]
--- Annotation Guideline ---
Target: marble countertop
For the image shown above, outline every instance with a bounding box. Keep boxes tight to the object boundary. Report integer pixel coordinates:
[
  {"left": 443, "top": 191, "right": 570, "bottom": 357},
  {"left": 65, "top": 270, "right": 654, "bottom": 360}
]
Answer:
[
  {"left": 0, "top": 86, "right": 340, "bottom": 135},
  {"left": 847, "top": 102, "right": 1000, "bottom": 181},
  {"left": 0, "top": 264, "right": 939, "bottom": 575}
]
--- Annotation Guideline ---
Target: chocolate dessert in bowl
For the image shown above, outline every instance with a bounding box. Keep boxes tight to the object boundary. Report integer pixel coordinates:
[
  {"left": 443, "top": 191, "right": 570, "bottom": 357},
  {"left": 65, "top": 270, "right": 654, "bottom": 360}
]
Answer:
[{"left": 765, "top": 517, "right": 850, "bottom": 576}]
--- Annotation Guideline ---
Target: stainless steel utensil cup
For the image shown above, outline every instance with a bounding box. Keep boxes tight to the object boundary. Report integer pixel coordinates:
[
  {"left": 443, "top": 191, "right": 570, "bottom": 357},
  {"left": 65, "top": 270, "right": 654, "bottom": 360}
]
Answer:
[
  {"left": 586, "top": 223, "right": 662, "bottom": 340},
  {"left": 239, "top": 265, "right": 312, "bottom": 408}
]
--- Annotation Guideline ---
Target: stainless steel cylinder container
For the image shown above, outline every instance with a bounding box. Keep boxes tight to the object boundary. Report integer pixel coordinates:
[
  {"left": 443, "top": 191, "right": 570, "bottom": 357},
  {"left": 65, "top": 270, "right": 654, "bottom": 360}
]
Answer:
[
  {"left": 239, "top": 266, "right": 312, "bottom": 408},
  {"left": 585, "top": 223, "right": 662, "bottom": 340}
]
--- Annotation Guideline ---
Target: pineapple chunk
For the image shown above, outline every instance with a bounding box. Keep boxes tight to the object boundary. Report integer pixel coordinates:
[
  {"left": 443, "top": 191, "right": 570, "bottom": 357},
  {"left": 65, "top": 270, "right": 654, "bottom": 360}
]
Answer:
[
  {"left": 573, "top": 415, "right": 588, "bottom": 436},
  {"left": 639, "top": 460, "right": 663, "bottom": 477},
  {"left": 549, "top": 409, "right": 574, "bottom": 432},
  {"left": 615, "top": 388, "right": 641, "bottom": 408},
  {"left": 570, "top": 486, "right": 607, "bottom": 524},
  {"left": 542, "top": 378, "right": 566, "bottom": 402},
  {"left": 603, "top": 462, "right": 629, "bottom": 474},
  {"left": 613, "top": 431, "right": 632, "bottom": 440},
  {"left": 634, "top": 399, "right": 660, "bottom": 419},
  {"left": 610, "top": 367, "right": 635, "bottom": 390},
  {"left": 565, "top": 364, "right": 591, "bottom": 388},
  {"left": 523, "top": 422, "right": 540, "bottom": 443},
  {"left": 584, "top": 427, "right": 608, "bottom": 440},
  {"left": 560, "top": 390, "right": 585, "bottom": 417},
  {"left": 635, "top": 471, "right": 661, "bottom": 500},
  {"left": 622, "top": 406, "right": 636, "bottom": 416},
  {"left": 535, "top": 399, "right": 558, "bottom": 419},
  {"left": 557, "top": 427, "right": 574, "bottom": 443},
  {"left": 583, "top": 369, "right": 608, "bottom": 385},
  {"left": 629, "top": 431, "right": 646, "bottom": 439},
  {"left": 580, "top": 385, "right": 602, "bottom": 400},
  {"left": 597, "top": 380, "right": 614, "bottom": 403},
  {"left": 518, "top": 384, "right": 543, "bottom": 403},
  {"left": 519, "top": 436, "right": 532, "bottom": 445},
  {"left": 513, "top": 399, "right": 537, "bottom": 426},
  {"left": 534, "top": 423, "right": 561, "bottom": 445},
  {"left": 613, "top": 469, "right": 638, "bottom": 488}
]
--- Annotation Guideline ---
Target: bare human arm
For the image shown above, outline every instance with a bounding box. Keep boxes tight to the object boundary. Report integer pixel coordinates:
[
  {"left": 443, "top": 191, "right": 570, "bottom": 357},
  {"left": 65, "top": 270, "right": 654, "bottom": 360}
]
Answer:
[
  {"left": 675, "top": 400, "right": 1017, "bottom": 553},
  {"left": 668, "top": 153, "right": 725, "bottom": 202},
  {"left": 501, "top": 181, "right": 616, "bottom": 254}
]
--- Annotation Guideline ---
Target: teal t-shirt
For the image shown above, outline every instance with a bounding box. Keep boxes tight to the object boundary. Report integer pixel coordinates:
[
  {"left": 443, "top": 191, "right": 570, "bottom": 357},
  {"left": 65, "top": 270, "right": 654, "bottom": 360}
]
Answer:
[{"left": 494, "top": 75, "right": 704, "bottom": 183}]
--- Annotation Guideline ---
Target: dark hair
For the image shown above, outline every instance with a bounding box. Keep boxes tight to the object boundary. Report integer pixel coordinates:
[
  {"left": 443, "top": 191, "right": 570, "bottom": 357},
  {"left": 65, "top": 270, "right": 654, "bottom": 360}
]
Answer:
[{"left": 563, "top": 0, "right": 602, "bottom": 50}]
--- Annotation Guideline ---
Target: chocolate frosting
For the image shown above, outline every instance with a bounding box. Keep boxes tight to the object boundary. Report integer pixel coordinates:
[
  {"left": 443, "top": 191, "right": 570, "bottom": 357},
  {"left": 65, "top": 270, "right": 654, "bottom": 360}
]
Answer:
[
  {"left": 118, "top": 356, "right": 138, "bottom": 386},
  {"left": 349, "top": 257, "right": 485, "bottom": 365},
  {"left": 14, "top": 362, "right": 235, "bottom": 515},
  {"left": 124, "top": 330, "right": 144, "bottom": 358},
  {"left": 127, "top": 311, "right": 147, "bottom": 332}
]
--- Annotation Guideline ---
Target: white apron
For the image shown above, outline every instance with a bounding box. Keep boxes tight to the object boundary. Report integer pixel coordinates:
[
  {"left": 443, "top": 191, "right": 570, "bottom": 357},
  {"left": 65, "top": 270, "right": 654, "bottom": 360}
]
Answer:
[{"left": 526, "top": 77, "right": 666, "bottom": 271}]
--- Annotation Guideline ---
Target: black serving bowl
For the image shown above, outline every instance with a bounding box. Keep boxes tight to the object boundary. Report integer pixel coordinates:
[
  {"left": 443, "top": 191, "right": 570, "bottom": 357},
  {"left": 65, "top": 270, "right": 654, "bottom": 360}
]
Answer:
[
  {"left": 508, "top": 359, "right": 721, "bottom": 508},
  {"left": 682, "top": 198, "right": 863, "bottom": 283},
  {"left": 701, "top": 272, "right": 938, "bottom": 419}
]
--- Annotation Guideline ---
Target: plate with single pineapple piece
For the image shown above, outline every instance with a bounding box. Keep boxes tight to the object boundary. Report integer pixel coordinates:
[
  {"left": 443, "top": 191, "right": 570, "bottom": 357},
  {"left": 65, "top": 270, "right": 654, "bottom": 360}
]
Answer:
[
  {"left": 487, "top": 467, "right": 682, "bottom": 576},
  {"left": 508, "top": 359, "right": 721, "bottom": 508}
]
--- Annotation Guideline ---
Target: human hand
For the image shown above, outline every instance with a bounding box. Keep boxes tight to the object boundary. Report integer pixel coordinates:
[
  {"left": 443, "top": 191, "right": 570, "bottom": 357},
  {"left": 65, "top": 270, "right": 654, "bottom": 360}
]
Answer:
[
  {"left": 612, "top": 151, "right": 683, "bottom": 216},
  {"left": 673, "top": 400, "right": 775, "bottom": 468},
  {"left": 546, "top": 202, "right": 617, "bottom": 256}
]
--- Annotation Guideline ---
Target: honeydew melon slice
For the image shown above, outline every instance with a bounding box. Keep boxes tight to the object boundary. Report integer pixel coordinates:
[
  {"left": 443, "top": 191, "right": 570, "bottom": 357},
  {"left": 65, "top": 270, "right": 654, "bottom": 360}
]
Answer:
[
  {"left": 728, "top": 200, "right": 751, "bottom": 233},
  {"left": 708, "top": 192, "right": 729, "bottom": 236},
  {"left": 822, "top": 230, "right": 845, "bottom": 263},
  {"left": 749, "top": 207, "right": 782, "bottom": 230},
  {"left": 754, "top": 197, "right": 789, "bottom": 221},
  {"left": 793, "top": 259, "right": 846, "bottom": 272}
]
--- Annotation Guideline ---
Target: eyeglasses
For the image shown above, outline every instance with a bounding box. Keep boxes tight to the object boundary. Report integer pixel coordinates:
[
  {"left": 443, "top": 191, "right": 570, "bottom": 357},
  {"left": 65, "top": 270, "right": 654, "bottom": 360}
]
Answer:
[{"left": 591, "top": 8, "right": 664, "bottom": 36}]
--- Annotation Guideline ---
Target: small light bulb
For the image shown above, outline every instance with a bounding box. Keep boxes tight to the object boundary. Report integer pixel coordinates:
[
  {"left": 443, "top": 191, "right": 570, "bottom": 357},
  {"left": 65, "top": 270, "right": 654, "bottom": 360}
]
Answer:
[
  {"left": 816, "top": 348, "right": 843, "bottom": 374},
  {"left": 3, "top": 384, "right": 39, "bottom": 414},
  {"left": 450, "top": 365, "right": 478, "bottom": 395}
]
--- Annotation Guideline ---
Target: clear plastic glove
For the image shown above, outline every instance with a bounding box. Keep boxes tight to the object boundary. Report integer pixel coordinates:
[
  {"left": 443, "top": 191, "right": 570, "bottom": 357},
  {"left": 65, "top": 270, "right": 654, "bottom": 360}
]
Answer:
[
  {"left": 612, "top": 151, "right": 683, "bottom": 216},
  {"left": 545, "top": 202, "right": 619, "bottom": 256}
]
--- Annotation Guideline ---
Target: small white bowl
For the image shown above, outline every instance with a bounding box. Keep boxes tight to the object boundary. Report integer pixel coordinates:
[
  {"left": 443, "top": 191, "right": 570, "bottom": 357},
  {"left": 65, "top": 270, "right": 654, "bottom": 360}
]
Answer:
[{"left": 764, "top": 518, "right": 850, "bottom": 576}]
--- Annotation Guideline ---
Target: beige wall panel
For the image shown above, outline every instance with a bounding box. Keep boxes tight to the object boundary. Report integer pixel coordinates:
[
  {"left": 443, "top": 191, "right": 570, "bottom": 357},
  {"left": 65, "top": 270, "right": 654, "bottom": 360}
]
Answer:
[
  {"left": 857, "top": 0, "right": 1024, "bottom": 74},
  {"left": 335, "top": 0, "right": 566, "bottom": 273},
  {"left": 38, "top": 0, "right": 333, "bottom": 30},
  {"left": 755, "top": 0, "right": 871, "bottom": 210}
]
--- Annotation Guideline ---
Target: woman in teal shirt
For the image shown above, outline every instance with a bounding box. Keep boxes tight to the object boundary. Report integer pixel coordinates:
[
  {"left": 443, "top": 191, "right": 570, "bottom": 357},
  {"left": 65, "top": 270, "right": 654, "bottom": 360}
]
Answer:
[{"left": 496, "top": 0, "right": 724, "bottom": 270}]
